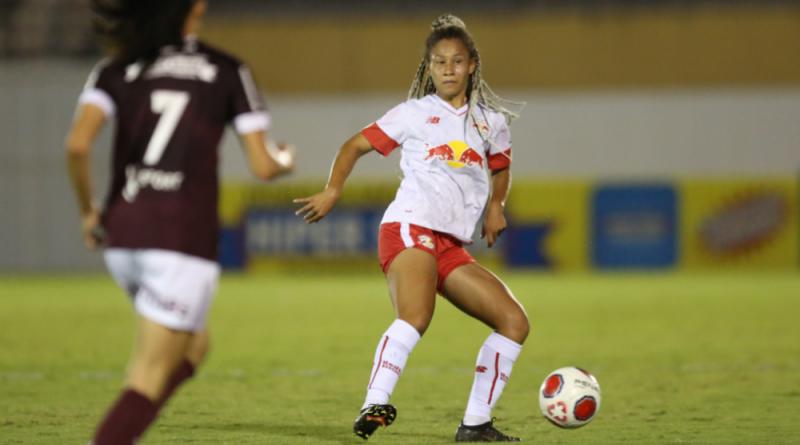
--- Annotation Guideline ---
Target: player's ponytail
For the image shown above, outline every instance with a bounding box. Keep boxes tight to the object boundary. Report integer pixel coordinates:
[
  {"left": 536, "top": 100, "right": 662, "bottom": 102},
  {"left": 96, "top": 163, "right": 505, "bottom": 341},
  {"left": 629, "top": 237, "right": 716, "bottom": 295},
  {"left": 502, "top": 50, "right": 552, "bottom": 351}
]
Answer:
[
  {"left": 91, "top": 0, "right": 197, "bottom": 64},
  {"left": 408, "top": 13, "right": 523, "bottom": 129}
]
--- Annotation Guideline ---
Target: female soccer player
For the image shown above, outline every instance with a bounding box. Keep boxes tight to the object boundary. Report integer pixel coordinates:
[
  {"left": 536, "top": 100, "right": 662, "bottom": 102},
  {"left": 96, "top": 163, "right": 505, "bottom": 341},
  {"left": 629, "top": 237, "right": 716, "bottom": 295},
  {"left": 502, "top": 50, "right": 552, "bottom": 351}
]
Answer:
[
  {"left": 65, "top": 1, "right": 293, "bottom": 443},
  {"left": 295, "top": 14, "right": 528, "bottom": 442}
]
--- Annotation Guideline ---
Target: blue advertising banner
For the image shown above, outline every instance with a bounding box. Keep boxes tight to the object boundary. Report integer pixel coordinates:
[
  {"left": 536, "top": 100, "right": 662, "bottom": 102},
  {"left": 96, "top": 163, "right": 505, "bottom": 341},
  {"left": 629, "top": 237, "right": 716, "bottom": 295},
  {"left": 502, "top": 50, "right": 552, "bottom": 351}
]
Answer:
[
  {"left": 245, "top": 207, "right": 383, "bottom": 256},
  {"left": 504, "top": 223, "right": 554, "bottom": 268},
  {"left": 591, "top": 184, "right": 678, "bottom": 269}
]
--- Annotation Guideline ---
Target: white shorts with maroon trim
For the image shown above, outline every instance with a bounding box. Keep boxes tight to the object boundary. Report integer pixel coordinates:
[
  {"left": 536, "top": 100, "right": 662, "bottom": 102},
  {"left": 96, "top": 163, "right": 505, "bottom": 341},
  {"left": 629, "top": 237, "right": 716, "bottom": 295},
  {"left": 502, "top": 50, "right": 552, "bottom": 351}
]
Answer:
[
  {"left": 378, "top": 222, "right": 475, "bottom": 292},
  {"left": 104, "top": 248, "right": 220, "bottom": 332}
]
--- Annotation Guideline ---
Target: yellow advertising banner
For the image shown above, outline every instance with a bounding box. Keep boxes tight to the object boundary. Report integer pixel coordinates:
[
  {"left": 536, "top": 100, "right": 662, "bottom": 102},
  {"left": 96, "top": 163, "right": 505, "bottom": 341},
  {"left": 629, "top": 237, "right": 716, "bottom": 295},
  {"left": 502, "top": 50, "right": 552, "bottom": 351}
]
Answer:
[
  {"left": 679, "top": 179, "right": 798, "bottom": 269},
  {"left": 507, "top": 180, "right": 591, "bottom": 271}
]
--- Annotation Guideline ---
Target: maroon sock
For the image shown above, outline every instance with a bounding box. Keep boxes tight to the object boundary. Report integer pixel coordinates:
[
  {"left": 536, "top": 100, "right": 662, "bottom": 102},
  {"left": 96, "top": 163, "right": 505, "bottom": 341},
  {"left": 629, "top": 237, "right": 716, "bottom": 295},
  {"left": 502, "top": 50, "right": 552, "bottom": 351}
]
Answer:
[
  {"left": 93, "top": 389, "right": 157, "bottom": 445},
  {"left": 157, "top": 359, "right": 196, "bottom": 409}
]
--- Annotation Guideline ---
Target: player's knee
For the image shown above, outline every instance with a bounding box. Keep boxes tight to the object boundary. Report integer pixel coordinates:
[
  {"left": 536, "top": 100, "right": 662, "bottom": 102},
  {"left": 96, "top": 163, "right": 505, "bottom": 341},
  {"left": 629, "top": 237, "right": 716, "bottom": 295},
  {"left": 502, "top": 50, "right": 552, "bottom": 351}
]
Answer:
[
  {"left": 186, "top": 331, "right": 210, "bottom": 367},
  {"left": 500, "top": 310, "right": 529, "bottom": 344}
]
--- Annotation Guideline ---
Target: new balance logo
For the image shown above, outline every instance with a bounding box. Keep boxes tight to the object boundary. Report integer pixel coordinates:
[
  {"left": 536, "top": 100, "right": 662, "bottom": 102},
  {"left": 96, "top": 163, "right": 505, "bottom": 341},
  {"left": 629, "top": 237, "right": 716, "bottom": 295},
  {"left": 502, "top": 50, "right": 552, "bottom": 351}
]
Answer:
[
  {"left": 500, "top": 372, "right": 509, "bottom": 383},
  {"left": 476, "top": 365, "right": 488, "bottom": 373},
  {"left": 426, "top": 116, "right": 440, "bottom": 124}
]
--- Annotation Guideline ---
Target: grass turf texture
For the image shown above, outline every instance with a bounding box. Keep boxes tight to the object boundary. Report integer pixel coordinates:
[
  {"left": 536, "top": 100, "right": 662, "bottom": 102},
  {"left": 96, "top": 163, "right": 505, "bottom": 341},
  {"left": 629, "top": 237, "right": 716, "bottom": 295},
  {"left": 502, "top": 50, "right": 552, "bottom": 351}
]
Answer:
[{"left": 1, "top": 272, "right": 798, "bottom": 444}]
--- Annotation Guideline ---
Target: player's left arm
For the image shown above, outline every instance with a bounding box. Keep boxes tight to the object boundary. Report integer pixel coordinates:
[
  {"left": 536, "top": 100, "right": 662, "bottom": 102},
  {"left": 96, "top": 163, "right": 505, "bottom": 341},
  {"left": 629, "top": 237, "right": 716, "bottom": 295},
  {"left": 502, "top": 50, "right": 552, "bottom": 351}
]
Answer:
[
  {"left": 482, "top": 167, "right": 510, "bottom": 248},
  {"left": 239, "top": 131, "right": 295, "bottom": 180},
  {"left": 65, "top": 103, "right": 106, "bottom": 250}
]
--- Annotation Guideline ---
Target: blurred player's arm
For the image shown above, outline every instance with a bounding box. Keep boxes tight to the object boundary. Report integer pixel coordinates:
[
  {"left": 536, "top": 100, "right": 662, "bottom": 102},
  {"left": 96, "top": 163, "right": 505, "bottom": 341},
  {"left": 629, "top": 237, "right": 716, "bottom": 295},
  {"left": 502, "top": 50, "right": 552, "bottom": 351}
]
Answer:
[
  {"left": 482, "top": 167, "right": 511, "bottom": 248},
  {"left": 294, "top": 133, "right": 374, "bottom": 223},
  {"left": 239, "top": 131, "right": 294, "bottom": 180},
  {"left": 65, "top": 103, "right": 106, "bottom": 250}
]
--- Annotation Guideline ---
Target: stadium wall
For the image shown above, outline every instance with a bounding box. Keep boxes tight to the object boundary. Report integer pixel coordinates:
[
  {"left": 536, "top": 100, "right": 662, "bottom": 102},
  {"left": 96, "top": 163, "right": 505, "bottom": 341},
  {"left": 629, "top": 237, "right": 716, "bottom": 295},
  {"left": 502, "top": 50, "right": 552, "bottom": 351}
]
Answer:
[{"left": 202, "top": 6, "right": 800, "bottom": 93}]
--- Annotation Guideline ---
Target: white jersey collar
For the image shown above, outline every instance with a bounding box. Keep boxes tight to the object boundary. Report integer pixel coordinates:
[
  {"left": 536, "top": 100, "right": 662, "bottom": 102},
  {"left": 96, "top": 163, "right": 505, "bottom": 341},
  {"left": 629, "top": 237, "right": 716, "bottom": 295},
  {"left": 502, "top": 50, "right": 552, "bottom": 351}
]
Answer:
[{"left": 430, "top": 94, "right": 468, "bottom": 116}]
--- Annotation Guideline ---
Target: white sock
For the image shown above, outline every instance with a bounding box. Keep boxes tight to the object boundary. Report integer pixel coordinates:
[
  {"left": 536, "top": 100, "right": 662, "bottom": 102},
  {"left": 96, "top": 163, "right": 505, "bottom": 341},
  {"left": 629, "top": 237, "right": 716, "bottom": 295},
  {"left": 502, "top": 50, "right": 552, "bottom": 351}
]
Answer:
[
  {"left": 361, "top": 319, "right": 421, "bottom": 409},
  {"left": 463, "top": 332, "right": 522, "bottom": 425}
]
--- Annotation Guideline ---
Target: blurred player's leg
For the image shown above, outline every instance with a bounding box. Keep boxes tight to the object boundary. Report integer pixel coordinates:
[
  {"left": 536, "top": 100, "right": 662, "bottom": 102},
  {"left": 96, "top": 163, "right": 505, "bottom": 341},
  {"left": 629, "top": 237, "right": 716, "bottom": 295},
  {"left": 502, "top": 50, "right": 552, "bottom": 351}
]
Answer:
[
  {"left": 442, "top": 263, "right": 528, "bottom": 440},
  {"left": 93, "top": 317, "right": 192, "bottom": 445},
  {"left": 156, "top": 329, "right": 209, "bottom": 409},
  {"left": 354, "top": 248, "right": 436, "bottom": 439},
  {"left": 94, "top": 249, "right": 218, "bottom": 444}
]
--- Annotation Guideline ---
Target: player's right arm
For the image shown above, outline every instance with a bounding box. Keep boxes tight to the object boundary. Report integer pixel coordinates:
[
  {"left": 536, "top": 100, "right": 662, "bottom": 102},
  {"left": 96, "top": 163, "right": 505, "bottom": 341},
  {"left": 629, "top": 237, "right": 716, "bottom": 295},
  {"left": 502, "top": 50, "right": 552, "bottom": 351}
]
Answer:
[
  {"left": 65, "top": 103, "right": 107, "bottom": 250},
  {"left": 293, "top": 133, "right": 373, "bottom": 223},
  {"left": 227, "top": 62, "right": 294, "bottom": 181}
]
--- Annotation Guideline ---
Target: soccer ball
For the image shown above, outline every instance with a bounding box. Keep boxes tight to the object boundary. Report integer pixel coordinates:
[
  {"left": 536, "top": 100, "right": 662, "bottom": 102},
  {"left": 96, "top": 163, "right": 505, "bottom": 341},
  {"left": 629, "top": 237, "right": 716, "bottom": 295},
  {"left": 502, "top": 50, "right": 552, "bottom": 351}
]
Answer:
[{"left": 539, "top": 366, "right": 601, "bottom": 428}]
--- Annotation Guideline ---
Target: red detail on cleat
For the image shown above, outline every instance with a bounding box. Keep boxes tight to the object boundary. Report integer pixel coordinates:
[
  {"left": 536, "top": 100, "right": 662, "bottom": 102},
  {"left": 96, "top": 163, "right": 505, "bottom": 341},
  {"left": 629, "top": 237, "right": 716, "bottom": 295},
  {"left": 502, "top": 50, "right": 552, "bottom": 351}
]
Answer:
[{"left": 366, "top": 415, "right": 387, "bottom": 427}]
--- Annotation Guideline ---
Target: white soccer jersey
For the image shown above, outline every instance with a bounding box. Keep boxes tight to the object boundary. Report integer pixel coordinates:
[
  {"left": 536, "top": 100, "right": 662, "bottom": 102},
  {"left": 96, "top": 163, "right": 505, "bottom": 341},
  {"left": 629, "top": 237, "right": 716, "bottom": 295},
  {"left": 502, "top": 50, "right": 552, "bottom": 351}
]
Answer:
[{"left": 362, "top": 94, "right": 512, "bottom": 243}]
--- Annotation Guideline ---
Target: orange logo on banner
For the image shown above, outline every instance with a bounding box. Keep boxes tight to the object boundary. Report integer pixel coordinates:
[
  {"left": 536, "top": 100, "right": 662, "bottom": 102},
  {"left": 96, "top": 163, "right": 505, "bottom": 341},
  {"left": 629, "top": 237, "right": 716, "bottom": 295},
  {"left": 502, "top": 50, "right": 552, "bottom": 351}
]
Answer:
[{"left": 699, "top": 190, "right": 788, "bottom": 258}]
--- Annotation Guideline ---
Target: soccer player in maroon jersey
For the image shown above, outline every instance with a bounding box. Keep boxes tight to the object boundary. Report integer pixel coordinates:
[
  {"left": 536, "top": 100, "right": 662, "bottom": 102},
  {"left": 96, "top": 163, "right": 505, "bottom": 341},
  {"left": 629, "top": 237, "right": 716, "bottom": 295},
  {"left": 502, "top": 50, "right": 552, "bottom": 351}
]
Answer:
[
  {"left": 65, "top": 1, "right": 293, "bottom": 443},
  {"left": 296, "top": 14, "right": 528, "bottom": 442}
]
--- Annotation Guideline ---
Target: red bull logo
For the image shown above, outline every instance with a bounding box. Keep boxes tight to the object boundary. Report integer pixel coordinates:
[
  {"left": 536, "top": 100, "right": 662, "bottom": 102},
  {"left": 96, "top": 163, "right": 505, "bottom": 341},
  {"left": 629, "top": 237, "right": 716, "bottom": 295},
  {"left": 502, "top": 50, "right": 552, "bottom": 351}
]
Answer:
[
  {"left": 459, "top": 148, "right": 483, "bottom": 168},
  {"left": 424, "top": 140, "right": 483, "bottom": 169},
  {"left": 424, "top": 144, "right": 454, "bottom": 161}
]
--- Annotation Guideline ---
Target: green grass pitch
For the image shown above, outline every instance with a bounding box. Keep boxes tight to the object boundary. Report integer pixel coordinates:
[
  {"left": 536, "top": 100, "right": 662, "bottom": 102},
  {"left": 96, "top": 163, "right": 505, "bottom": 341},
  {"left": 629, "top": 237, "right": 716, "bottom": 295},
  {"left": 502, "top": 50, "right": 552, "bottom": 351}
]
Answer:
[{"left": 1, "top": 271, "right": 799, "bottom": 444}]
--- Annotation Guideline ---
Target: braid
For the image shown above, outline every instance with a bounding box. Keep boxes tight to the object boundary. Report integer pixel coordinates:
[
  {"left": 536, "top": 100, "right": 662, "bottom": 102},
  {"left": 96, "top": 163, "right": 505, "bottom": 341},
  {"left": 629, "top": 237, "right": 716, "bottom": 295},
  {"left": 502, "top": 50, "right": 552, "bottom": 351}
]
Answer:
[
  {"left": 406, "top": 58, "right": 430, "bottom": 100},
  {"left": 408, "top": 13, "right": 524, "bottom": 135}
]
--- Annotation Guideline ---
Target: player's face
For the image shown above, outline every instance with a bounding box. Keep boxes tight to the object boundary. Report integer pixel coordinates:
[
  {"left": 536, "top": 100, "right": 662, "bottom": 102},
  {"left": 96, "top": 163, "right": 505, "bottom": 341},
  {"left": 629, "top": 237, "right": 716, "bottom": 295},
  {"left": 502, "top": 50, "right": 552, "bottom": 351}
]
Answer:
[{"left": 429, "top": 38, "right": 476, "bottom": 106}]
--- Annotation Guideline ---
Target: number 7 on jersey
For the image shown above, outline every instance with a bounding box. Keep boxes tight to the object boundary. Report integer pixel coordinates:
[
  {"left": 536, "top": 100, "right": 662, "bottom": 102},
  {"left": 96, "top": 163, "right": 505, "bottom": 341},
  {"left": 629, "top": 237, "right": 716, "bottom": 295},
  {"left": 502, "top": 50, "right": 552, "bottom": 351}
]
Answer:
[{"left": 143, "top": 90, "right": 190, "bottom": 166}]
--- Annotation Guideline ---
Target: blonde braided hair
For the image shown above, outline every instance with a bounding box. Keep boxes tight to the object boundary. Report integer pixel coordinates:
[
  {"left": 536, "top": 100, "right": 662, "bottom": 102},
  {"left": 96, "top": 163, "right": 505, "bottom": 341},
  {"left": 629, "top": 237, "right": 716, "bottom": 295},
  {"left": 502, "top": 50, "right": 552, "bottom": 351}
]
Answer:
[{"left": 407, "top": 14, "right": 524, "bottom": 142}]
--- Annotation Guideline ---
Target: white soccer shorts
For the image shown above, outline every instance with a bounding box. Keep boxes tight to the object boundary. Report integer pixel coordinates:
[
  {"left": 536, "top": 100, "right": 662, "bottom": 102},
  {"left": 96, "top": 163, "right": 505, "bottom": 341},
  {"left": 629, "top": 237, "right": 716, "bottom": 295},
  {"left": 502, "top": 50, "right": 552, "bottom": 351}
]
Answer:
[{"left": 104, "top": 248, "right": 220, "bottom": 332}]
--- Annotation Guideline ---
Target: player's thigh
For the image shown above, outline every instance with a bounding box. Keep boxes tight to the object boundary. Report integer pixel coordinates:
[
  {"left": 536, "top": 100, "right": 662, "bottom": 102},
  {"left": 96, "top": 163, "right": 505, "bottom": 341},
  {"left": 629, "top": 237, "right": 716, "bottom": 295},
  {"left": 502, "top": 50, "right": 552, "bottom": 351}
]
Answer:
[
  {"left": 441, "top": 263, "right": 529, "bottom": 342},
  {"left": 385, "top": 247, "right": 438, "bottom": 331},
  {"left": 135, "top": 249, "right": 220, "bottom": 332}
]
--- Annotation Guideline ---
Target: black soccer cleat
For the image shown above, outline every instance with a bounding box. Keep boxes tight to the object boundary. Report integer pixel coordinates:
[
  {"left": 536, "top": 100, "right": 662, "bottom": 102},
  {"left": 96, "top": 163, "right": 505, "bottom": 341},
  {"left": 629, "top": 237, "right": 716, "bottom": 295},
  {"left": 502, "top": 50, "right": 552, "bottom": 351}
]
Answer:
[
  {"left": 455, "top": 419, "right": 521, "bottom": 442},
  {"left": 353, "top": 404, "right": 397, "bottom": 440}
]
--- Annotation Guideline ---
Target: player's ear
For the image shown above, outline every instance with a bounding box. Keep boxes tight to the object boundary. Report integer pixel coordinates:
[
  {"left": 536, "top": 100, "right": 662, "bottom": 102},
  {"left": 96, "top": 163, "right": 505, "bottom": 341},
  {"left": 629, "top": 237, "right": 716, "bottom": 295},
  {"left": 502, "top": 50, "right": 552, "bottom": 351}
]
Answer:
[{"left": 468, "top": 59, "right": 476, "bottom": 75}]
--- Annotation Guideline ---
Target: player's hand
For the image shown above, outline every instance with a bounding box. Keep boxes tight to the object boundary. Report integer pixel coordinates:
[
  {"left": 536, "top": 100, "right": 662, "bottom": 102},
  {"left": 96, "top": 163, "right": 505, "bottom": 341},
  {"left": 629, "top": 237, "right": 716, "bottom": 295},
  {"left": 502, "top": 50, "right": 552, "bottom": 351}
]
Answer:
[
  {"left": 80, "top": 207, "right": 105, "bottom": 251},
  {"left": 293, "top": 187, "right": 341, "bottom": 224},
  {"left": 267, "top": 140, "right": 296, "bottom": 175},
  {"left": 481, "top": 202, "right": 507, "bottom": 248}
]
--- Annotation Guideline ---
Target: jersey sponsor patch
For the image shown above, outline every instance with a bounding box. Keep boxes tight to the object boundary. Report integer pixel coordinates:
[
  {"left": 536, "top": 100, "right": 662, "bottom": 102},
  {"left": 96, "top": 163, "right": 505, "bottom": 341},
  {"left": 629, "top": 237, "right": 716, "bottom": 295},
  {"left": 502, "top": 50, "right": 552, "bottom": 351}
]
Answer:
[
  {"left": 124, "top": 54, "right": 219, "bottom": 83},
  {"left": 122, "top": 166, "right": 184, "bottom": 202}
]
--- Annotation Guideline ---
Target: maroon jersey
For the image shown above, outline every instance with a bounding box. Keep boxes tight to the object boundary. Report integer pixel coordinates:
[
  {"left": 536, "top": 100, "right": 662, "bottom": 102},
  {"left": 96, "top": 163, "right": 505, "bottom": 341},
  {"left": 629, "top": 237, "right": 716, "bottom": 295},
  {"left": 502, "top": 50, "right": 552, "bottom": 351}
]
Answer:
[{"left": 79, "top": 38, "right": 269, "bottom": 261}]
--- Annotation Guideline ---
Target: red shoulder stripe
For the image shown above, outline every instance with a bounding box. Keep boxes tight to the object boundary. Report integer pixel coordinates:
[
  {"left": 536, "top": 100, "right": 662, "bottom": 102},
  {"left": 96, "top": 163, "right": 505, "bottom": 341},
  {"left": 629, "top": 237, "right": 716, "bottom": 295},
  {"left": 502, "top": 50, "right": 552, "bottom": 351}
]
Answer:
[
  {"left": 488, "top": 148, "right": 512, "bottom": 172},
  {"left": 362, "top": 123, "right": 400, "bottom": 156}
]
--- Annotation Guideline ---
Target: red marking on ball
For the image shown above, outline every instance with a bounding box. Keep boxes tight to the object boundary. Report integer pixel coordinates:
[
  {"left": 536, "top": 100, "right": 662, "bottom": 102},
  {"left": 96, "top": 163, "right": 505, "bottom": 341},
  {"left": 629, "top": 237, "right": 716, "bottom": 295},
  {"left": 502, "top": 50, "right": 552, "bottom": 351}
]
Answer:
[
  {"left": 542, "top": 374, "right": 564, "bottom": 398},
  {"left": 573, "top": 395, "right": 597, "bottom": 421}
]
